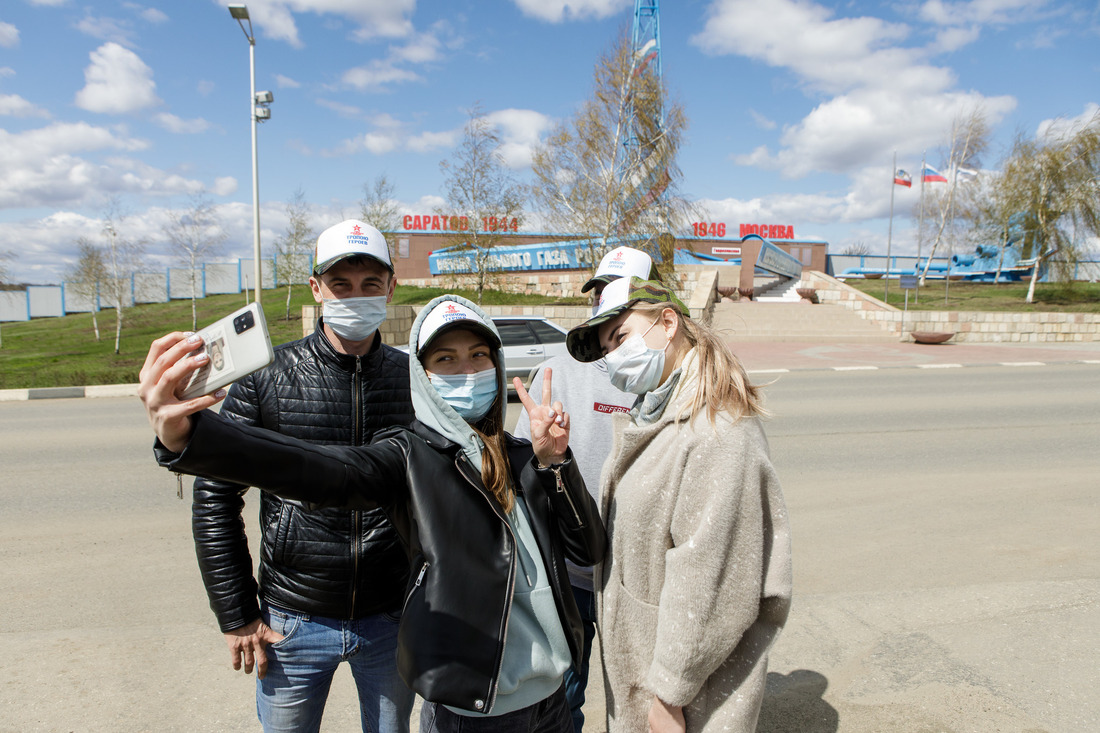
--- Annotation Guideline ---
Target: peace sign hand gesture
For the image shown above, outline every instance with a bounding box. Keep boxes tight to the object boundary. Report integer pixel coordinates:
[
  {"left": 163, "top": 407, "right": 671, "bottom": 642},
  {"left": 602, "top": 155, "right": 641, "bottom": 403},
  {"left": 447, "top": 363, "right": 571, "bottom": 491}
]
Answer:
[{"left": 513, "top": 368, "right": 569, "bottom": 467}]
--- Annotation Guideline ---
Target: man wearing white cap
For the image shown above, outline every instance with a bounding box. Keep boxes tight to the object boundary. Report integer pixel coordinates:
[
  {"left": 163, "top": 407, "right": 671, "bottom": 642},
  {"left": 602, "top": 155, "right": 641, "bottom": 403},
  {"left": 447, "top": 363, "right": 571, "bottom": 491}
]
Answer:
[
  {"left": 514, "top": 244, "right": 657, "bottom": 733},
  {"left": 191, "top": 220, "right": 416, "bottom": 733}
]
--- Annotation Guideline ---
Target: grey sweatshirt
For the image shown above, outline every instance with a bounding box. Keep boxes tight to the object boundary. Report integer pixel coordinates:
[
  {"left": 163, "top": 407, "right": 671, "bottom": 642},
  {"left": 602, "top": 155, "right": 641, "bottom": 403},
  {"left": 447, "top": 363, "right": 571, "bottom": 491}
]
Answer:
[{"left": 514, "top": 355, "right": 635, "bottom": 591}]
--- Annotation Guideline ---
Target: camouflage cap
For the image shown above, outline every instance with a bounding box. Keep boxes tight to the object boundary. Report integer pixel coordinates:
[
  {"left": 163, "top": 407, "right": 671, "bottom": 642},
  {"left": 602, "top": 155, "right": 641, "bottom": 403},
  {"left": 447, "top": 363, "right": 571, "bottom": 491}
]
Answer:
[{"left": 566, "top": 276, "right": 689, "bottom": 363}]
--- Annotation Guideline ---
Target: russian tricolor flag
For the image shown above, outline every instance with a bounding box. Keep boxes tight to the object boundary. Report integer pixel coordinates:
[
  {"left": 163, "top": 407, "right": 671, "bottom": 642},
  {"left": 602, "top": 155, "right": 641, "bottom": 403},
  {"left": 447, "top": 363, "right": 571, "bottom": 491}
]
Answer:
[
  {"left": 922, "top": 166, "right": 948, "bottom": 183},
  {"left": 894, "top": 169, "right": 912, "bottom": 187}
]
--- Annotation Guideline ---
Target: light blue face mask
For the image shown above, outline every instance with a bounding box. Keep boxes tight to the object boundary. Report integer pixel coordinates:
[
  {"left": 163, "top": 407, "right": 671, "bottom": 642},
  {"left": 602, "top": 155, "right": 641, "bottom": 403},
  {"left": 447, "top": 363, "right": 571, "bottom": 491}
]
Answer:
[
  {"left": 322, "top": 296, "right": 387, "bottom": 342},
  {"left": 428, "top": 367, "right": 499, "bottom": 422}
]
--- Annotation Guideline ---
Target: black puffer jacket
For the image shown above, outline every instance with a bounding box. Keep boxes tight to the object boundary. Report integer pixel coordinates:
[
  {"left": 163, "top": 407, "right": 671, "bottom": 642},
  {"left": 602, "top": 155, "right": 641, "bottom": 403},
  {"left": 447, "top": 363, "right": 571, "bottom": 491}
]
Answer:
[
  {"left": 191, "top": 323, "right": 414, "bottom": 632},
  {"left": 162, "top": 413, "right": 605, "bottom": 715}
]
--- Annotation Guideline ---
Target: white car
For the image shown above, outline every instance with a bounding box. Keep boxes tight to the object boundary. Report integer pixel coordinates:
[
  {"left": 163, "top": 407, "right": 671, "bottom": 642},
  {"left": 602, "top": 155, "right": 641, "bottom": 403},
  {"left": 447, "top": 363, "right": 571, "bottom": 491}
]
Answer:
[{"left": 399, "top": 315, "right": 571, "bottom": 387}]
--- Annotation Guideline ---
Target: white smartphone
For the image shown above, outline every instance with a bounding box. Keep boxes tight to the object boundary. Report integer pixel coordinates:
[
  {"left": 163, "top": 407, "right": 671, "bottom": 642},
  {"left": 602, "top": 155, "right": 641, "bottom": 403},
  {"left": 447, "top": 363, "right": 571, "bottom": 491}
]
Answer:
[{"left": 180, "top": 302, "right": 274, "bottom": 400}]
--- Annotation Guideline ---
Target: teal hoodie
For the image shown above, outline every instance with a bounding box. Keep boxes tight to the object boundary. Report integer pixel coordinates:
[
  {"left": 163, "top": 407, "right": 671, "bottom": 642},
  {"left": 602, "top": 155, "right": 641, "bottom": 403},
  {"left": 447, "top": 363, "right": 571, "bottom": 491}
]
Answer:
[{"left": 409, "top": 295, "right": 572, "bottom": 716}]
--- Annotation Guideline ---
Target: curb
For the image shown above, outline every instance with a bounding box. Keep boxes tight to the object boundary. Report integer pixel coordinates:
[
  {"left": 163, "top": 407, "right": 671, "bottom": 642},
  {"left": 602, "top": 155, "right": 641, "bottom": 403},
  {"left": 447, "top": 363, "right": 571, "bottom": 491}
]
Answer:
[
  {"left": 0, "top": 383, "right": 140, "bottom": 402},
  {"left": 747, "top": 359, "right": 1100, "bottom": 376}
]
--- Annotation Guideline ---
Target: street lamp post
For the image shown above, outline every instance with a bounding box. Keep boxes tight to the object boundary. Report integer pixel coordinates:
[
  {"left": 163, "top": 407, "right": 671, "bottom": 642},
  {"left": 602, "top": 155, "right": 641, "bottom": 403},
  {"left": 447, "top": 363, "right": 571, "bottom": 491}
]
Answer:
[{"left": 228, "top": 4, "right": 272, "bottom": 305}]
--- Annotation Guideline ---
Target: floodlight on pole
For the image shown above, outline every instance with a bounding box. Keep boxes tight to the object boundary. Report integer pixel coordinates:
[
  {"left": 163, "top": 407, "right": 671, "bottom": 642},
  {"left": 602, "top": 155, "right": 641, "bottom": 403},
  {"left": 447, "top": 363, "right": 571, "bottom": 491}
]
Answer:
[{"left": 228, "top": 3, "right": 272, "bottom": 305}]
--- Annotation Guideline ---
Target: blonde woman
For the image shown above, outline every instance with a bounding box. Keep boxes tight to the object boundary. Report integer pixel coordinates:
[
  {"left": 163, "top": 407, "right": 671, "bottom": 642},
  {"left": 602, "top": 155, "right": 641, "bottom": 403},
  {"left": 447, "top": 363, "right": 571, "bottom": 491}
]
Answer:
[{"left": 566, "top": 277, "right": 792, "bottom": 733}]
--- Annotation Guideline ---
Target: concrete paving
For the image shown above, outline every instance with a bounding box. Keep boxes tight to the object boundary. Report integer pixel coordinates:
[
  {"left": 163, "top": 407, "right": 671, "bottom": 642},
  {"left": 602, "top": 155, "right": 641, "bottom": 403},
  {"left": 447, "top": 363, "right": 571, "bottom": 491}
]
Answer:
[{"left": 2, "top": 341, "right": 1098, "bottom": 732}]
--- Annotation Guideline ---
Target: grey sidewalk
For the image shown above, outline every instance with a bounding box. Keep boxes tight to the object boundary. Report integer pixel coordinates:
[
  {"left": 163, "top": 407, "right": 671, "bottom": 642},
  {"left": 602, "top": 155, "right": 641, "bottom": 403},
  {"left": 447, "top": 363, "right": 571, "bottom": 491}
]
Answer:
[{"left": 733, "top": 339, "right": 1100, "bottom": 373}]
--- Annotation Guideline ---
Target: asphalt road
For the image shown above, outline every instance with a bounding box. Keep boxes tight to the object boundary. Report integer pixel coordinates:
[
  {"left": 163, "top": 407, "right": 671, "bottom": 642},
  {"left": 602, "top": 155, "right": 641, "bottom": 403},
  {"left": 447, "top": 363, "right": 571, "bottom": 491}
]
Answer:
[{"left": 1, "top": 363, "right": 1097, "bottom": 732}]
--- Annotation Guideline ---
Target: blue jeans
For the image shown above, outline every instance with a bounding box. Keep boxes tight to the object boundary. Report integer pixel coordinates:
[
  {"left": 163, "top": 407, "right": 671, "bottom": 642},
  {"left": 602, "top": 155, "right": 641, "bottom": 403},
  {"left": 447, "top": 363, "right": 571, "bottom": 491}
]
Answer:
[
  {"left": 258, "top": 602, "right": 414, "bottom": 733},
  {"left": 419, "top": 684, "right": 571, "bottom": 733},
  {"left": 563, "top": 587, "right": 597, "bottom": 733}
]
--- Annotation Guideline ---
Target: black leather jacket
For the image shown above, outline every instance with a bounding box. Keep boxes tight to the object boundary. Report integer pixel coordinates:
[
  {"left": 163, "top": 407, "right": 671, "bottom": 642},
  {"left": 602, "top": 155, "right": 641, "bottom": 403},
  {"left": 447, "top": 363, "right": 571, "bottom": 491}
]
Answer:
[
  {"left": 191, "top": 324, "right": 414, "bottom": 632},
  {"left": 160, "top": 411, "right": 605, "bottom": 714}
]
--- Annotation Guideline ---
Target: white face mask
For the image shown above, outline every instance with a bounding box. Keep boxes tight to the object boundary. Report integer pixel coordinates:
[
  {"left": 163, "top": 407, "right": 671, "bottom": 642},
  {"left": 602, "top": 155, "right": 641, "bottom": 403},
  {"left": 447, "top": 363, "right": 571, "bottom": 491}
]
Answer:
[
  {"left": 604, "top": 316, "right": 669, "bottom": 395},
  {"left": 428, "top": 367, "right": 499, "bottom": 422},
  {"left": 323, "top": 296, "right": 387, "bottom": 342}
]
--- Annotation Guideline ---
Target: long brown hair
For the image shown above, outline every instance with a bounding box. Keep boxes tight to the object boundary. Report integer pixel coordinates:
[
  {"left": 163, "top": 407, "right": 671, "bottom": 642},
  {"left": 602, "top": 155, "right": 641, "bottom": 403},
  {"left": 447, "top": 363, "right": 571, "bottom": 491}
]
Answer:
[
  {"left": 471, "top": 375, "right": 515, "bottom": 513},
  {"left": 633, "top": 301, "right": 767, "bottom": 426}
]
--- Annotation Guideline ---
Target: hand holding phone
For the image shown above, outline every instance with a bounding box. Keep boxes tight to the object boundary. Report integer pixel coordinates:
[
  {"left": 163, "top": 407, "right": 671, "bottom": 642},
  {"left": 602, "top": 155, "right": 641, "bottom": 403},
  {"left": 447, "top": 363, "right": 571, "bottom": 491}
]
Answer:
[{"left": 180, "top": 303, "right": 274, "bottom": 400}]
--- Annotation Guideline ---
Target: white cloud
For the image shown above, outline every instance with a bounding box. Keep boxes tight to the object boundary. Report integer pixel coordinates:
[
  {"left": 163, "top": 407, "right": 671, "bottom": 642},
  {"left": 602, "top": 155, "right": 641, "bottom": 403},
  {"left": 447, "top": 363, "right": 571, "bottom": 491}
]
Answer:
[
  {"left": 511, "top": 0, "right": 631, "bottom": 23},
  {"left": 248, "top": 0, "right": 416, "bottom": 48},
  {"left": 213, "top": 177, "right": 238, "bottom": 196},
  {"left": 391, "top": 31, "right": 443, "bottom": 64},
  {"left": 76, "top": 15, "right": 135, "bottom": 45},
  {"left": 693, "top": 0, "right": 1018, "bottom": 179},
  {"left": 341, "top": 60, "right": 421, "bottom": 91},
  {"left": 918, "top": 0, "right": 1050, "bottom": 27},
  {"left": 0, "top": 67, "right": 14, "bottom": 77},
  {"left": 0, "top": 21, "right": 18, "bottom": 48},
  {"left": 275, "top": 74, "right": 301, "bottom": 89},
  {"left": 749, "top": 110, "right": 777, "bottom": 130},
  {"left": 483, "top": 108, "right": 555, "bottom": 169},
  {"left": 1036, "top": 103, "right": 1100, "bottom": 143},
  {"left": 197, "top": 80, "right": 215, "bottom": 96},
  {"left": 406, "top": 129, "right": 458, "bottom": 153},
  {"left": 155, "top": 113, "right": 214, "bottom": 134},
  {"left": 321, "top": 107, "right": 550, "bottom": 165},
  {"left": 74, "top": 43, "right": 161, "bottom": 114},
  {"left": 0, "top": 94, "right": 50, "bottom": 118},
  {"left": 316, "top": 98, "right": 363, "bottom": 118},
  {"left": 0, "top": 122, "right": 224, "bottom": 210},
  {"left": 693, "top": 0, "right": 917, "bottom": 96},
  {"left": 139, "top": 7, "right": 169, "bottom": 24}
]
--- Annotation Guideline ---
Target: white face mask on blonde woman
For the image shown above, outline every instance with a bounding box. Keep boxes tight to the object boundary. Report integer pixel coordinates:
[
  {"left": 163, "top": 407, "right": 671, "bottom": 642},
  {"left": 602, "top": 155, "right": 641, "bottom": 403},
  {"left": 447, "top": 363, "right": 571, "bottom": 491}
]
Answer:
[{"left": 603, "top": 315, "right": 670, "bottom": 395}]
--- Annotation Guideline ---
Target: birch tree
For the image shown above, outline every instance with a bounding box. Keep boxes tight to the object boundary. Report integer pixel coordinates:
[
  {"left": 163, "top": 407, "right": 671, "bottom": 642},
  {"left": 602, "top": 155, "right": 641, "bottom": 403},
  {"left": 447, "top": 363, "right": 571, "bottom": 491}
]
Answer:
[
  {"left": 529, "top": 31, "right": 695, "bottom": 280},
  {"left": 101, "top": 210, "right": 145, "bottom": 354},
  {"left": 360, "top": 174, "right": 401, "bottom": 262},
  {"left": 274, "top": 188, "right": 315, "bottom": 320},
  {"left": 164, "top": 194, "right": 226, "bottom": 330},
  {"left": 0, "top": 250, "right": 12, "bottom": 348},
  {"left": 65, "top": 238, "right": 108, "bottom": 341},
  {"left": 438, "top": 104, "right": 525, "bottom": 304},
  {"left": 1002, "top": 111, "right": 1100, "bottom": 302},
  {"left": 919, "top": 108, "right": 990, "bottom": 285}
]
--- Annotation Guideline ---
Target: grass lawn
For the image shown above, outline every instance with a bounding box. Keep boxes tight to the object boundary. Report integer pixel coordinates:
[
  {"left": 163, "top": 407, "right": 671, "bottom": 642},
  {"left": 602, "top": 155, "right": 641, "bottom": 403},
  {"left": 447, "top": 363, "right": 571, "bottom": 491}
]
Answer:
[
  {"left": 0, "top": 284, "right": 586, "bottom": 390},
  {"left": 842, "top": 278, "right": 1100, "bottom": 312},
  {"left": 2, "top": 279, "right": 1096, "bottom": 389}
]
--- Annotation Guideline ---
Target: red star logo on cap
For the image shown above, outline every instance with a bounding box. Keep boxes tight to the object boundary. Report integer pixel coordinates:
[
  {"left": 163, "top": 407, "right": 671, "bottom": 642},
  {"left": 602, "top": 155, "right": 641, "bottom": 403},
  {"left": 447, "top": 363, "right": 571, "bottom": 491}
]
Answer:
[
  {"left": 351, "top": 225, "right": 362, "bottom": 235},
  {"left": 445, "top": 303, "right": 458, "bottom": 312}
]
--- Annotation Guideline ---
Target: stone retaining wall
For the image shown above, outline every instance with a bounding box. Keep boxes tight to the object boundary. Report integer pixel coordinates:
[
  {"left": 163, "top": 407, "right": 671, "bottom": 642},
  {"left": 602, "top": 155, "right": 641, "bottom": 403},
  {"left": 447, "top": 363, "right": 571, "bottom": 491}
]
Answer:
[{"left": 799, "top": 270, "right": 1100, "bottom": 343}]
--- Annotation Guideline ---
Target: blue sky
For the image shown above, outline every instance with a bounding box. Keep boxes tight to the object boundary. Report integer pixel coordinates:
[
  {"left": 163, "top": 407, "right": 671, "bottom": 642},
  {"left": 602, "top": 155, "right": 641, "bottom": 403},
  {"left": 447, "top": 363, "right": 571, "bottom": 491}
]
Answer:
[{"left": 1, "top": 0, "right": 1097, "bottom": 283}]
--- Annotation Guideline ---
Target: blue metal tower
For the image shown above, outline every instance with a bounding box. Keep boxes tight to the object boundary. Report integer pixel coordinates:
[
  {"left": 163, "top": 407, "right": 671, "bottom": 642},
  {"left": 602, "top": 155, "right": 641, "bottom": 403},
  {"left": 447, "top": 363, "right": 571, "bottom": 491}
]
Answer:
[{"left": 620, "top": 0, "right": 671, "bottom": 228}]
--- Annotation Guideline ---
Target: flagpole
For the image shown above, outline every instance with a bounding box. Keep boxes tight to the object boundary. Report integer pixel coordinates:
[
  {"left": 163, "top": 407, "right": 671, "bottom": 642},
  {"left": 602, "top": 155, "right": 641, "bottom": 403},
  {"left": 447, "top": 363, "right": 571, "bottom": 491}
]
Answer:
[
  {"left": 916, "top": 151, "right": 927, "bottom": 288},
  {"left": 885, "top": 150, "right": 896, "bottom": 304}
]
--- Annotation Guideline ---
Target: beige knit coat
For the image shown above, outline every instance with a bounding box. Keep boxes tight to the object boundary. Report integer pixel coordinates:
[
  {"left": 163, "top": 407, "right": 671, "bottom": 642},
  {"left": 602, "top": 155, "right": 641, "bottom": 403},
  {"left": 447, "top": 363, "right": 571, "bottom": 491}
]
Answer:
[{"left": 595, "top": 374, "right": 792, "bottom": 733}]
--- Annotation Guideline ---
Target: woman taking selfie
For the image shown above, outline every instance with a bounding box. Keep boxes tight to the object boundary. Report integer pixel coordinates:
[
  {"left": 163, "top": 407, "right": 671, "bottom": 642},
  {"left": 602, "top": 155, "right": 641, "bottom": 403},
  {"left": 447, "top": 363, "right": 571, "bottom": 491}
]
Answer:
[
  {"left": 565, "top": 277, "right": 792, "bottom": 733},
  {"left": 140, "top": 295, "right": 605, "bottom": 733}
]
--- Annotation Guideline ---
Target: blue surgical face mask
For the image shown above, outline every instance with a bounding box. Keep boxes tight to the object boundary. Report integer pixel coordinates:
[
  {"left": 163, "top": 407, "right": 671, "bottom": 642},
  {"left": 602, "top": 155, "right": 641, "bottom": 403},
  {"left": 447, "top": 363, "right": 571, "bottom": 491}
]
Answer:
[
  {"left": 428, "top": 367, "right": 499, "bottom": 422},
  {"left": 323, "top": 296, "right": 387, "bottom": 342},
  {"left": 604, "top": 316, "right": 669, "bottom": 395}
]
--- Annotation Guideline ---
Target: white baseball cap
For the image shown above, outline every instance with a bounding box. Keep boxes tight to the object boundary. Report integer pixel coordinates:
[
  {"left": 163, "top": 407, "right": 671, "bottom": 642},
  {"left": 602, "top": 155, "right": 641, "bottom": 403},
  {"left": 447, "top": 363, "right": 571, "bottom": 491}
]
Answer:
[
  {"left": 313, "top": 220, "right": 393, "bottom": 275},
  {"left": 581, "top": 246, "right": 656, "bottom": 293},
  {"left": 416, "top": 299, "right": 501, "bottom": 353}
]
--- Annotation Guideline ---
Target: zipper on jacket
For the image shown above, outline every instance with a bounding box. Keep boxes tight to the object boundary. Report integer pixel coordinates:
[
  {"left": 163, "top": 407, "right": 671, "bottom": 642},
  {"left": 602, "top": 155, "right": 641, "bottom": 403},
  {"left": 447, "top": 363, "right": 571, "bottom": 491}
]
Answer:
[
  {"left": 401, "top": 561, "right": 430, "bottom": 615},
  {"left": 350, "top": 355, "right": 363, "bottom": 615},
  {"left": 550, "top": 465, "right": 584, "bottom": 526},
  {"left": 455, "top": 455, "right": 516, "bottom": 713}
]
